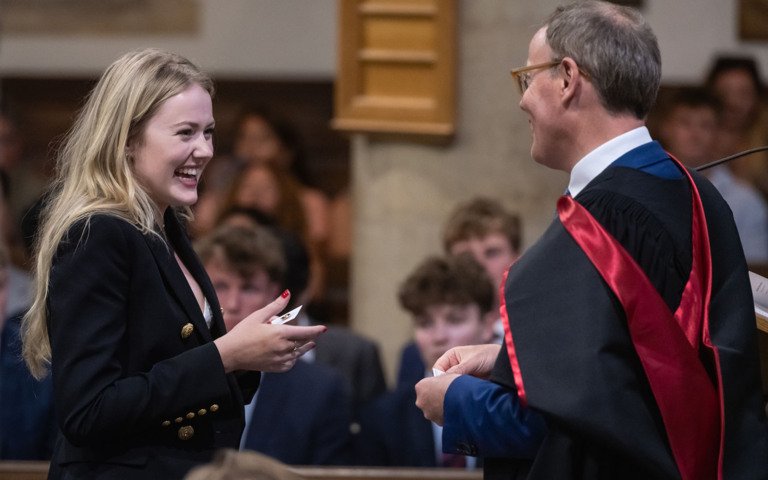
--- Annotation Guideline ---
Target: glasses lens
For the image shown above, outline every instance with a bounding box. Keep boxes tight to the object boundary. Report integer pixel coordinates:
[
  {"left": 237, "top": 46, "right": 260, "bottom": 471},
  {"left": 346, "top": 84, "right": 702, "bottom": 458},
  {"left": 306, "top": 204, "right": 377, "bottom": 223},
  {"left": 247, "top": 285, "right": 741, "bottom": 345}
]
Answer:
[{"left": 521, "top": 74, "right": 530, "bottom": 93}]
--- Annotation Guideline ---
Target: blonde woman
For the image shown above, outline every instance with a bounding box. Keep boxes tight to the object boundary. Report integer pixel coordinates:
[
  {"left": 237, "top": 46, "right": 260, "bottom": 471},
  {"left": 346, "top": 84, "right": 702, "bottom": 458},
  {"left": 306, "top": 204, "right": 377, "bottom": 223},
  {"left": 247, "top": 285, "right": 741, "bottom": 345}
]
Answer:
[{"left": 21, "top": 48, "right": 325, "bottom": 479}]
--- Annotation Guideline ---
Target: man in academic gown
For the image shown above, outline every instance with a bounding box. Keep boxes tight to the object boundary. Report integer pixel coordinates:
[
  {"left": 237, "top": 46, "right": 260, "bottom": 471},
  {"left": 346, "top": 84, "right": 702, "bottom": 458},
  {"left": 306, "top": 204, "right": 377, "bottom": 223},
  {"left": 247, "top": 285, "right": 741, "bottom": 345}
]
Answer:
[{"left": 415, "top": 1, "right": 768, "bottom": 479}]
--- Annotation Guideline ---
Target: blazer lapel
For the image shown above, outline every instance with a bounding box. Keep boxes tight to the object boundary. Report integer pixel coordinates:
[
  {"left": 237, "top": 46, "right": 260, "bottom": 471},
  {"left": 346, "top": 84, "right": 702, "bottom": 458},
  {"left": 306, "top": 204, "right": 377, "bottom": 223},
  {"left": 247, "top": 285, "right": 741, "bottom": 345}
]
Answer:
[
  {"left": 144, "top": 211, "right": 213, "bottom": 343},
  {"left": 164, "top": 210, "right": 228, "bottom": 339}
]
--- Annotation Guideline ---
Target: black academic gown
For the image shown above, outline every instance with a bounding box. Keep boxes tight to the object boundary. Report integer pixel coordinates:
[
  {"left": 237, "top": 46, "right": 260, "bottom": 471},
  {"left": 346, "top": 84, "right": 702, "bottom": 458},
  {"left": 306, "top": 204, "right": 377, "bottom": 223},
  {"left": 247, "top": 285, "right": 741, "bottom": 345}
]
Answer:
[{"left": 488, "top": 146, "right": 768, "bottom": 479}]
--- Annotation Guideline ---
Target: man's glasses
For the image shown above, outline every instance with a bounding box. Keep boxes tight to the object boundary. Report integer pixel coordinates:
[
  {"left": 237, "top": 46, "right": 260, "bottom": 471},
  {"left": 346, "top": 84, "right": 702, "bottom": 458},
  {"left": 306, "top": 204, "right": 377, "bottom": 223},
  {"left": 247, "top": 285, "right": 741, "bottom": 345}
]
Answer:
[{"left": 510, "top": 60, "right": 561, "bottom": 95}]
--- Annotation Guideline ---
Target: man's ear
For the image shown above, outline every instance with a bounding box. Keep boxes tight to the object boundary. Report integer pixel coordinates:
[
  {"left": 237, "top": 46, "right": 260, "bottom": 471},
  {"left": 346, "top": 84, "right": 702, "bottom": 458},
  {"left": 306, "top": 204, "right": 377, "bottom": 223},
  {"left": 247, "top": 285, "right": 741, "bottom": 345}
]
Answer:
[{"left": 560, "top": 57, "right": 581, "bottom": 103}]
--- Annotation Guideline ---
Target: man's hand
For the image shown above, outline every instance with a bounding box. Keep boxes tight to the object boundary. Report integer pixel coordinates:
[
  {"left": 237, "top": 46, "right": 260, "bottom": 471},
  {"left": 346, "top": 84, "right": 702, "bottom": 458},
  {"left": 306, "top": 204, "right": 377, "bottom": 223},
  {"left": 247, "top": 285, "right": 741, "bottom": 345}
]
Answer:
[
  {"left": 434, "top": 344, "right": 501, "bottom": 379},
  {"left": 415, "top": 373, "right": 460, "bottom": 425}
]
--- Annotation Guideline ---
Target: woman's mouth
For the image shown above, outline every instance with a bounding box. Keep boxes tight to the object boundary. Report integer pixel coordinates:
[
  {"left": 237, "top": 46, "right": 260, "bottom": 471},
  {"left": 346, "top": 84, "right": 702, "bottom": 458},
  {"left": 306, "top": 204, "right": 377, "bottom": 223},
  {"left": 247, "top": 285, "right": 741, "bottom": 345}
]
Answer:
[{"left": 174, "top": 167, "right": 200, "bottom": 186}]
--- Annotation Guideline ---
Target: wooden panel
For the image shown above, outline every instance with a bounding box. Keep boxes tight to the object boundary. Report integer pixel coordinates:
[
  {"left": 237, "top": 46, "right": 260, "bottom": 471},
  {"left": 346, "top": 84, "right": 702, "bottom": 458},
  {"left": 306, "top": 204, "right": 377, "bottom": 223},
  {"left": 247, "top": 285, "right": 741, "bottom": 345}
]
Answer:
[
  {"left": 1, "top": 0, "right": 199, "bottom": 35},
  {"left": 363, "top": 17, "right": 436, "bottom": 51},
  {"left": 333, "top": 0, "right": 456, "bottom": 139},
  {"left": 739, "top": 0, "right": 768, "bottom": 40},
  {"left": 758, "top": 312, "right": 768, "bottom": 333},
  {"left": 0, "top": 461, "right": 48, "bottom": 480}
]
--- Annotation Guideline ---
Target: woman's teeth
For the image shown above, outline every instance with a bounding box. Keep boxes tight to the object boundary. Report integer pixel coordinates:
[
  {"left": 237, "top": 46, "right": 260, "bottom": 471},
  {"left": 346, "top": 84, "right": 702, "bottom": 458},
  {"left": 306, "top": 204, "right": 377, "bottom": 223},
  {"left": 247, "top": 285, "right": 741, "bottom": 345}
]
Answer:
[{"left": 175, "top": 167, "right": 198, "bottom": 179}]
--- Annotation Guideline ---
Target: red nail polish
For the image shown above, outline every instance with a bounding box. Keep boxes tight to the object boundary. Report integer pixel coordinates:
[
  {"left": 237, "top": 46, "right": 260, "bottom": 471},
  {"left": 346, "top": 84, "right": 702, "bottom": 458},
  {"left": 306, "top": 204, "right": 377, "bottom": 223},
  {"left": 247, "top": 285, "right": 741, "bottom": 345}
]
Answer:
[{"left": 281, "top": 289, "right": 290, "bottom": 298}]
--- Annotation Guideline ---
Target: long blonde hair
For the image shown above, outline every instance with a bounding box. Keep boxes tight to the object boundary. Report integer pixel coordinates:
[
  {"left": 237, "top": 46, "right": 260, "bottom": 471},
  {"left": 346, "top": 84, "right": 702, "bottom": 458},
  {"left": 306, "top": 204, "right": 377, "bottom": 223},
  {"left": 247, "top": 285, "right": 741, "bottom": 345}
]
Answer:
[{"left": 22, "top": 48, "right": 214, "bottom": 379}]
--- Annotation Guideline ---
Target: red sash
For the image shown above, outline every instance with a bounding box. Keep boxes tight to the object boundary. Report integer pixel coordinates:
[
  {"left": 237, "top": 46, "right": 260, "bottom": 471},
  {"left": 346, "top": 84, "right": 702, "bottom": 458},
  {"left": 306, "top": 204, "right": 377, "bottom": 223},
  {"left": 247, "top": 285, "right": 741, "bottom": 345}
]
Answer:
[{"left": 501, "top": 158, "right": 723, "bottom": 479}]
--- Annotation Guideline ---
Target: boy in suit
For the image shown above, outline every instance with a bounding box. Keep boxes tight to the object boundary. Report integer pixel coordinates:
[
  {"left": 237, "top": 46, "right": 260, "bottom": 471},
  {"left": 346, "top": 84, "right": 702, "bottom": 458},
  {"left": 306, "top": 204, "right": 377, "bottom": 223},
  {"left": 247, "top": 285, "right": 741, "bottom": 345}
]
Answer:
[
  {"left": 0, "top": 240, "right": 55, "bottom": 460},
  {"left": 197, "top": 224, "right": 352, "bottom": 465},
  {"left": 356, "top": 254, "right": 496, "bottom": 468},
  {"left": 397, "top": 198, "right": 521, "bottom": 387}
]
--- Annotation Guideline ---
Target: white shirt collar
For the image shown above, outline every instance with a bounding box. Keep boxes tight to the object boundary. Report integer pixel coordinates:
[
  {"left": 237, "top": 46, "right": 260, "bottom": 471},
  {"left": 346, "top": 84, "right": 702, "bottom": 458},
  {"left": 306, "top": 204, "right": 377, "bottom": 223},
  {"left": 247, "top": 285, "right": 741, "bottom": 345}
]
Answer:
[{"left": 567, "top": 126, "right": 652, "bottom": 197}]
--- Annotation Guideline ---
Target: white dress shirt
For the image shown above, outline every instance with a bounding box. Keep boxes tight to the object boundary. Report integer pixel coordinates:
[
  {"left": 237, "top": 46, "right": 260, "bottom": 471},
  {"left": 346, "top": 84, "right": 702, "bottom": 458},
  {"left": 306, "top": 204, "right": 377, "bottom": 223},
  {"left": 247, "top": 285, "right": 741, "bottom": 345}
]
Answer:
[{"left": 568, "top": 127, "right": 652, "bottom": 197}]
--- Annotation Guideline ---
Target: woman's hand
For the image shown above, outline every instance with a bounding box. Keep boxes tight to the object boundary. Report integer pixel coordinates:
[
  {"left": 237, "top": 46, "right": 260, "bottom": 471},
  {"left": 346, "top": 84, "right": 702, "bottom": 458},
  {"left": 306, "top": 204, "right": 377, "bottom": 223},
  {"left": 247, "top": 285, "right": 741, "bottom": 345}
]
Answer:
[{"left": 214, "top": 292, "right": 326, "bottom": 373}]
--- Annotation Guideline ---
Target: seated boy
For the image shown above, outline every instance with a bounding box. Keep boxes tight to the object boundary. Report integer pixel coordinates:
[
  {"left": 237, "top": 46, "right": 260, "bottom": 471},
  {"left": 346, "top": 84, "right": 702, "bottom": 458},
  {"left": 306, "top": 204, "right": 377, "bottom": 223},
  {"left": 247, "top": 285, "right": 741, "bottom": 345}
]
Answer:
[
  {"left": 398, "top": 197, "right": 522, "bottom": 387},
  {"left": 0, "top": 240, "right": 55, "bottom": 459},
  {"left": 196, "top": 224, "right": 352, "bottom": 465},
  {"left": 356, "top": 254, "right": 496, "bottom": 468}
]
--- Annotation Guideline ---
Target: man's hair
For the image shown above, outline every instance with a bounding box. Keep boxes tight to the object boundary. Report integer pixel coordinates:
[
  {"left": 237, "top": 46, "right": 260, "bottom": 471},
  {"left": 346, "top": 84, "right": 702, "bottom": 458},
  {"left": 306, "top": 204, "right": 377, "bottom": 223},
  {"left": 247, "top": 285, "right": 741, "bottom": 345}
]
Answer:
[
  {"left": 664, "top": 87, "right": 722, "bottom": 118},
  {"left": 442, "top": 197, "right": 521, "bottom": 253},
  {"left": 398, "top": 254, "right": 495, "bottom": 317},
  {"left": 706, "top": 55, "right": 764, "bottom": 93},
  {"left": 544, "top": 0, "right": 661, "bottom": 119},
  {"left": 217, "top": 206, "right": 310, "bottom": 301},
  {"left": 196, "top": 224, "right": 286, "bottom": 285}
]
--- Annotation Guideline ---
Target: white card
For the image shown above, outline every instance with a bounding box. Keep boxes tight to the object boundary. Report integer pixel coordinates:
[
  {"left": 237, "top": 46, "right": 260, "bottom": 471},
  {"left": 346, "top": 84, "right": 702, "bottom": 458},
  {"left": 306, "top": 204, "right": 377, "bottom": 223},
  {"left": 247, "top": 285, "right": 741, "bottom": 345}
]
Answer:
[
  {"left": 432, "top": 367, "right": 445, "bottom": 377},
  {"left": 270, "top": 305, "right": 303, "bottom": 325}
]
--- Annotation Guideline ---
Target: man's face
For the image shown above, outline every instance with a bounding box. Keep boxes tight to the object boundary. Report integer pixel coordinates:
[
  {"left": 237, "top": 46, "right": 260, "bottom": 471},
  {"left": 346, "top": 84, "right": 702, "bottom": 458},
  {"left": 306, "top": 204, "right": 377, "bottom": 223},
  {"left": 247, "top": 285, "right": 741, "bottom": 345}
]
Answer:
[
  {"left": 234, "top": 115, "right": 289, "bottom": 167},
  {"left": 206, "top": 261, "right": 280, "bottom": 331},
  {"left": 519, "top": 28, "right": 568, "bottom": 169},
  {"left": 449, "top": 233, "right": 517, "bottom": 289},
  {"left": 712, "top": 69, "right": 759, "bottom": 129},
  {"left": 234, "top": 165, "right": 281, "bottom": 215},
  {"left": 662, "top": 105, "right": 718, "bottom": 168},
  {"left": 413, "top": 303, "right": 495, "bottom": 369}
]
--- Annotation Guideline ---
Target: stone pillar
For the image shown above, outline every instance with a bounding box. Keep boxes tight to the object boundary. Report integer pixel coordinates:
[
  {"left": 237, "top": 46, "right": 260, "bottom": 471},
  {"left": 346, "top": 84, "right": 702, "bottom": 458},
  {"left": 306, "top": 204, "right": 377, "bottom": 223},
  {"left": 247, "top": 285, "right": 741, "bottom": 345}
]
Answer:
[{"left": 348, "top": 1, "right": 566, "bottom": 383}]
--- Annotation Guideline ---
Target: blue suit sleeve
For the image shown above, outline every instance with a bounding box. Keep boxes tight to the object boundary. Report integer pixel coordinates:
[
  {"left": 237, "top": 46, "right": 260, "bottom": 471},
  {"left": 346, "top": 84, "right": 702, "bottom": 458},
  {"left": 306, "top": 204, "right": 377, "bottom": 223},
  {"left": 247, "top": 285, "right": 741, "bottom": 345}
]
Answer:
[{"left": 442, "top": 375, "right": 546, "bottom": 458}]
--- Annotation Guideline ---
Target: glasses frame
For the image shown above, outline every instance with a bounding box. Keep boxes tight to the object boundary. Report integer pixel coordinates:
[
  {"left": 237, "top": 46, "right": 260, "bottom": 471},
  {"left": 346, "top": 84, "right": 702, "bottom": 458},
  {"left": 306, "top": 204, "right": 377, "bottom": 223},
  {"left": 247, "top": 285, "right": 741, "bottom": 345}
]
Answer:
[{"left": 510, "top": 60, "right": 562, "bottom": 95}]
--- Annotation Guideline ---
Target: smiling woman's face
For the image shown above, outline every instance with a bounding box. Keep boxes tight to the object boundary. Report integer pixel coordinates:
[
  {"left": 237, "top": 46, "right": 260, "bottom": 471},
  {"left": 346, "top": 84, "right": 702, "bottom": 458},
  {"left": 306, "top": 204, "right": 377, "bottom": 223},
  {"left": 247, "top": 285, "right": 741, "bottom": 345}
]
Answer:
[{"left": 129, "top": 83, "right": 215, "bottom": 214}]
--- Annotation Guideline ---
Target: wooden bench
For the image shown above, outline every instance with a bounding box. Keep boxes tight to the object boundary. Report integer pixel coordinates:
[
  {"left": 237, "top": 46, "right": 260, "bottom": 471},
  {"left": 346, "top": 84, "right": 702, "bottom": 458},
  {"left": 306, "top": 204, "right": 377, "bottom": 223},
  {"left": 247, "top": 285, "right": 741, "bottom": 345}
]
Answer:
[{"left": 0, "top": 462, "right": 482, "bottom": 480}]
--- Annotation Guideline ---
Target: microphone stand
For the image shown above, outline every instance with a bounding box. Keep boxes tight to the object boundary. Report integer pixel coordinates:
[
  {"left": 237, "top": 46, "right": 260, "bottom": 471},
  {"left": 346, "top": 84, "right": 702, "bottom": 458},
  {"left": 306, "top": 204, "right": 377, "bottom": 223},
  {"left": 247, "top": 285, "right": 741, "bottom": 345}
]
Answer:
[
  {"left": 694, "top": 146, "right": 768, "bottom": 171},
  {"left": 697, "top": 145, "right": 768, "bottom": 324}
]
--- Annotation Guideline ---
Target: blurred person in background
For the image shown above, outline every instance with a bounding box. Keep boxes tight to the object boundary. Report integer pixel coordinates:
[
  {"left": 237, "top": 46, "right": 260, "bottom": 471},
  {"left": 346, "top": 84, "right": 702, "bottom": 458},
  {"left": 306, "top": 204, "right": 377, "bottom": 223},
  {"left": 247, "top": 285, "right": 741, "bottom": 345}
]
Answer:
[
  {"left": 658, "top": 87, "right": 768, "bottom": 264},
  {"left": 397, "top": 197, "right": 521, "bottom": 388},
  {"left": 196, "top": 223, "right": 352, "bottom": 465},
  {"left": 0, "top": 238, "right": 55, "bottom": 460},
  {"left": 356, "top": 254, "right": 496, "bottom": 468},
  {"left": 706, "top": 55, "right": 768, "bottom": 199}
]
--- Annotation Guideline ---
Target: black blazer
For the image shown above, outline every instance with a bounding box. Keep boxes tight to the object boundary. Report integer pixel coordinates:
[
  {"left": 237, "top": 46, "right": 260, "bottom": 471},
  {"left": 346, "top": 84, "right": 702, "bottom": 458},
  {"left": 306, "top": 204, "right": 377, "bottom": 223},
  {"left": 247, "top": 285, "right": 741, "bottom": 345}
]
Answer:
[{"left": 46, "top": 210, "right": 259, "bottom": 479}]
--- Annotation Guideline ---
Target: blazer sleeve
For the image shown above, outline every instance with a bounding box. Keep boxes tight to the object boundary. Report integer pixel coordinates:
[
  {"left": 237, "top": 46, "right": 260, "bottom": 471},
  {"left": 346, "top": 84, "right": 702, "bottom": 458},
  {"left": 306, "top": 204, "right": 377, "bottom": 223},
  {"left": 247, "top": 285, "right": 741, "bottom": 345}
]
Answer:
[
  {"left": 442, "top": 375, "right": 547, "bottom": 459},
  {"left": 48, "top": 217, "right": 233, "bottom": 446}
]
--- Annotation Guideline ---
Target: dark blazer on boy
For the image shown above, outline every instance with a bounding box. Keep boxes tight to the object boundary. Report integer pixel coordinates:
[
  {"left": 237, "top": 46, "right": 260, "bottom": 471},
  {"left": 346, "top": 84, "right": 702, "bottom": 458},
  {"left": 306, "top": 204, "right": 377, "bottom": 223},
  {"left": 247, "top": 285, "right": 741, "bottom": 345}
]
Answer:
[
  {"left": 1, "top": 313, "right": 56, "bottom": 460},
  {"left": 356, "top": 382, "right": 437, "bottom": 467},
  {"left": 243, "top": 359, "right": 352, "bottom": 465}
]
